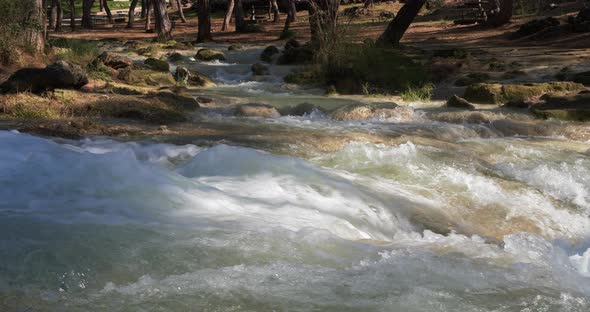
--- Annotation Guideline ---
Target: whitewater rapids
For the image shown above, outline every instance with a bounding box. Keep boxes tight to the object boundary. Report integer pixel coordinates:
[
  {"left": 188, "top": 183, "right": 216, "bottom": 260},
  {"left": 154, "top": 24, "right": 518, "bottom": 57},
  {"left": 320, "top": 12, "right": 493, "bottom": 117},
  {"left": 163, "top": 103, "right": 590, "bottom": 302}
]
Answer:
[
  {"left": 2, "top": 43, "right": 590, "bottom": 311},
  {"left": 1, "top": 129, "right": 590, "bottom": 311}
]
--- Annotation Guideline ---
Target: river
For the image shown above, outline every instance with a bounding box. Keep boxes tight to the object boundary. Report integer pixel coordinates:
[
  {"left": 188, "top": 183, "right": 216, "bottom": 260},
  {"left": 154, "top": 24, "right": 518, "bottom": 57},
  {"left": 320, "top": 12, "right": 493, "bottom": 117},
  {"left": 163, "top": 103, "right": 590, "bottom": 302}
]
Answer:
[{"left": 1, "top": 44, "right": 590, "bottom": 311}]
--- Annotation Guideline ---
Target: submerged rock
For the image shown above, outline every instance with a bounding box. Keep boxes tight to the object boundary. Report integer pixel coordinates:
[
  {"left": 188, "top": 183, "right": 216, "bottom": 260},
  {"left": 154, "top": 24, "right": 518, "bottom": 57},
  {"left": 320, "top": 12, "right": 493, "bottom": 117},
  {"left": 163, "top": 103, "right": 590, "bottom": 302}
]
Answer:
[
  {"left": 228, "top": 44, "right": 243, "bottom": 51},
  {"left": 93, "top": 52, "right": 133, "bottom": 70},
  {"left": 463, "top": 82, "right": 585, "bottom": 104},
  {"left": 144, "top": 58, "right": 170, "bottom": 72},
  {"left": 251, "top": 63, "right": 270, "bottom": 76},
  {"left": 329, "top": 102, "right": 399, "bottom": 121},
  {"left": 260, "top": 45, "right": 280, "bottom": 63},
  {"left": 446, "top": 95, "right": 475, "bottom": 110},
  {"left": 195, "top": 49, "right": 226, "bottom": 61},
  {"left": 0, "top": 61, "right": 88, "bottom": 94},
  {"left": 235, "top": 103, "right": 281, "bottom": 118},
  {"left": 283, "top": 102, "right": 325, "bottom": 116}
]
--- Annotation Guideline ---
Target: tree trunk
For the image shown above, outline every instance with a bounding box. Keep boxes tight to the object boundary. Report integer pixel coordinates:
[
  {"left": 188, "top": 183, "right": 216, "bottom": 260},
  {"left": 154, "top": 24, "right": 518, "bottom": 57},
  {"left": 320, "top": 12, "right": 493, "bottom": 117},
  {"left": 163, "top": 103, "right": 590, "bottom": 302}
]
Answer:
[
  {"left": 27, "top": 0, "right": 46, "bottom": 53},
  {"left": 50, "top": 0, "right": 58, "bottom": 30},
  {"left": 170, "top": 0, "right": 178, "bottom": 10},
  {"left": 145, "top": 0, "right": 152, "bottom": 31},
  {"left": 70, "top": 0, "right": 76, "bottom": 31},
  {"left": 56, "top": 0, "right": 63, "bottom": 32},
  {"left": 141, "top": 0, "right": 147, "bottom": 18},
  {"left": 176, "top": 0, "right": 187, "bottom": 23},
  {"left": 197, "top": 0, "right": 213, "bottom": 42},
  {"left": 486, "top": 0, "right": 513, "bottom": 27},
  {"left": 222, "top": 0, "right": 235, "bottom": 31},
  {"left": 151, "top": 0, "right": 173, "bottom": 40},
  {"left": 271, "top": 0, "right": 280, "bottom": 23},
  {"left": 99, "top": 0, "right": 103, "bottom": 11},
  {"left": 308, "top": 0, "right": 340, "bottom": 47},
  {"left": 82, "top": 0, "right": 95, "bottom": 29},
  {"left": 103, "top": 0, "right": 113, "bottom": 23},
  {"left": 234, "top": 0, "right": 246, "bottom": 32},
  {"left": 282, "top": 0, "right": 296, "bottom": 32},
  {"left": 127, "top": 0, "right": 139, "bottom": 28},
  {"left": 377, "top": 0, "right": 426, "bottom": 46},
  {"left": 287, "top": 0, "right": 297, "bottom": 22}
]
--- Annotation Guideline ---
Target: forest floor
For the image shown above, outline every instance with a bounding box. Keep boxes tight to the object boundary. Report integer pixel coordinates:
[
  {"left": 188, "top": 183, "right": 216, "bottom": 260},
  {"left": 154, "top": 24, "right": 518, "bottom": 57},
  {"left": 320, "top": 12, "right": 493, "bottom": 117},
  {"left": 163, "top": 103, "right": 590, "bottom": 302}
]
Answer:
[{"left": 1, "top": 2, "right": 589, "bottom": 141}]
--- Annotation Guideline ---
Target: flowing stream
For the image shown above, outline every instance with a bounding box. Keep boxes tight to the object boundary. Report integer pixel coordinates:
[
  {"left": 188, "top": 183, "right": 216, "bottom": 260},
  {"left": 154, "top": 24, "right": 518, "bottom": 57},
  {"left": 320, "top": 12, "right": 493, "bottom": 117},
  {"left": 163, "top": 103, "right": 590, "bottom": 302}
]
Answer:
[{"left": 1, "top": 44, "right": 590, "bottom": 311}]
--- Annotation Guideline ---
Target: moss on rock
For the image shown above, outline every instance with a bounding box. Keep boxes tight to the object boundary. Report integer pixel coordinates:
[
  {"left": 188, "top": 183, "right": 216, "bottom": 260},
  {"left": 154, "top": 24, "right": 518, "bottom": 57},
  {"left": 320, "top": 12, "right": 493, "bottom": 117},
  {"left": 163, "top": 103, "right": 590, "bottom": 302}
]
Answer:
[
  {"left": 118, "top": 69, "right": 176, "bottom": 87},
  {"left": 195, "top": 49, "right": 226, "bottom": 61},
  {"left": 144, "top": 58, "right": 170, "bottom": 72},
  {"left": 329, "top": 102, "right": 399, "bottom": 121},
  {"left": 463, "top": 82, "right": 585, "bottom": 104}
]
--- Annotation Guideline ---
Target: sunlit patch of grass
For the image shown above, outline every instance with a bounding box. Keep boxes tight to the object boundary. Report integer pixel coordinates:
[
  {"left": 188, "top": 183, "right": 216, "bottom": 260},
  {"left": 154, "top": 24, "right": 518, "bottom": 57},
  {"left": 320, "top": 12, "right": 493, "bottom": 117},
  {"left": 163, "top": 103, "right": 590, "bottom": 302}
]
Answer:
[{"left": 400, "top": 83, "right": 434, "bottom": 102}]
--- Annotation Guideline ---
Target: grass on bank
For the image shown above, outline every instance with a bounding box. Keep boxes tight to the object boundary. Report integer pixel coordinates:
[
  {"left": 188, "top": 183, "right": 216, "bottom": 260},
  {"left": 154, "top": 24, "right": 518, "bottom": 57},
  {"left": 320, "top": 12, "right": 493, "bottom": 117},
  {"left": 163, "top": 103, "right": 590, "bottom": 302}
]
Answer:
[
  {"left": 287, "top": 40, "right": 431, "bottom": 97},
  {"left": 0, "top": 88, "right": 194, "bottom": 123}
]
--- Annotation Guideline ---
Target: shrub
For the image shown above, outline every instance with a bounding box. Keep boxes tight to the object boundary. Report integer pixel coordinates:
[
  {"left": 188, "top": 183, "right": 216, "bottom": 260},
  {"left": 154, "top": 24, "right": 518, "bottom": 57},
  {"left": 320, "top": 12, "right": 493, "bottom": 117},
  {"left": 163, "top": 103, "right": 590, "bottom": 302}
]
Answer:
[
  {"left": 50, "top": 38, "right": 101, "bottom": 65},
  {"left": 400, "top": 83, "right": 434, "bottom": 101},
  {"left": 318, "top": 42, "right": 431, "bottom": 95}
]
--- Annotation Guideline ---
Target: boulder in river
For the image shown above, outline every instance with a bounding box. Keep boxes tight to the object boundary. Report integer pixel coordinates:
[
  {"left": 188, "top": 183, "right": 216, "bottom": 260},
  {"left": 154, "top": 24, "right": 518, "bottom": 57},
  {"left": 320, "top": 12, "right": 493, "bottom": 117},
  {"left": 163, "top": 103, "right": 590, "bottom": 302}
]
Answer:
[
  {"left": 174, "top": 66, "right": 215, "bottom": 87},
  {"left": 93, "top": 51, "right": 133, "bottom": 70},
  {"left": 167, "top": 52, "right": 185, "bottom": 62},
  {"left": 195, "top": 49, "right": 226, "bottom": 61},
  {"left": 446, "top": 95, "right": 475, "bottom": 110},
  {"left": 329, "top": 102, "right": 399, "bottom": 121},
  {"left": 228, "top": 44, "right": 243, "bottom": 51},
  {"left": 531, "top": 92, "right": 590, "bottom": 121},
  {"left": 260, "top": 45, "right": 280, "bottom": 63},
  {"left": 0, "top": 60, "right": 88, "bottom": 94},
  {"left": 285, "top": 102, "right": 325, "bottom": 116},
  {"left": 235, "top": 103, "right": 281, "bottom": 118},
  {"left": 278, "top": 43, "right": 314, "bottom": 65},
  {"left": 251, "top": 63, "right": 270, "bottom": 76},
  {"left": 144, "top": 58, "right": 170, "bottom": 72},
  {"left": 463, "top": 82, "right": 585, "bottom": 104}
]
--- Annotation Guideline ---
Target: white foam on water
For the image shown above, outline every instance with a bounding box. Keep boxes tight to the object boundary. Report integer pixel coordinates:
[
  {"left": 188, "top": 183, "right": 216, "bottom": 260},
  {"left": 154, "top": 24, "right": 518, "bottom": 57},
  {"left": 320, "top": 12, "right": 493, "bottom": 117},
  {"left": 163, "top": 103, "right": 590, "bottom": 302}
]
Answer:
[{"left": 2, "top": 131, "right": 590, "bottom": 311}]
